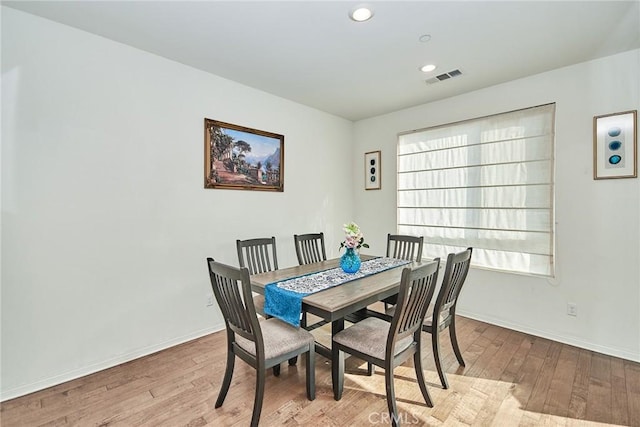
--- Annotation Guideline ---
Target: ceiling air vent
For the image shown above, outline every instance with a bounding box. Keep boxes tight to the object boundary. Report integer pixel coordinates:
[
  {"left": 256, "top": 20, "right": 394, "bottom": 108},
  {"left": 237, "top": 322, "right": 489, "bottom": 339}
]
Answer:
[{"left": 425, "top": 69, "right": 463, "bottom": 85}]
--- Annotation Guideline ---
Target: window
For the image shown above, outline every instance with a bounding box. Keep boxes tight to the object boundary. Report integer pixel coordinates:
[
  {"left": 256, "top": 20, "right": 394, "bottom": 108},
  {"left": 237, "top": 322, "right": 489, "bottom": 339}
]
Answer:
[{"left": 397, "top": 104, "right": 555, "bottom": 277}]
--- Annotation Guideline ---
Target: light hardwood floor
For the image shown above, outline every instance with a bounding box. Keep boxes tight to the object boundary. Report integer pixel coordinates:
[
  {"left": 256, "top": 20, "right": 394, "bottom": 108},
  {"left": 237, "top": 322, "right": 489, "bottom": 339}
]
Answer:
[{"left": 2, "top": 314, "right": 639, "bottom": 426}]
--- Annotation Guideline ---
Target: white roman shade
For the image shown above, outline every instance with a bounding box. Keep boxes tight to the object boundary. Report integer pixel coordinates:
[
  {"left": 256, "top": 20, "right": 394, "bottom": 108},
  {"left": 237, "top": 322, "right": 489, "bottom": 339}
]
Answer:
[{"left": 397, "top": 103, "right": 555, "bottom": 277}]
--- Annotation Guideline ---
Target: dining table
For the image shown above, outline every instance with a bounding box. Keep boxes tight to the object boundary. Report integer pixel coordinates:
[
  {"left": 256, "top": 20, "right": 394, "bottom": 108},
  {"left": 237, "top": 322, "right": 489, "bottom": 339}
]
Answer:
[{"left": 249, "top": 255, "right": 429, "bottom": 396}]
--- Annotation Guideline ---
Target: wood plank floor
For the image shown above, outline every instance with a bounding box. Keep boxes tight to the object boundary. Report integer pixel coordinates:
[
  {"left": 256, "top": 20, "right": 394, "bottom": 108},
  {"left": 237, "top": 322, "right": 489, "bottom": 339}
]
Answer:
[{"left": 2, "top": 314, "right": 639, "bottom": 426}]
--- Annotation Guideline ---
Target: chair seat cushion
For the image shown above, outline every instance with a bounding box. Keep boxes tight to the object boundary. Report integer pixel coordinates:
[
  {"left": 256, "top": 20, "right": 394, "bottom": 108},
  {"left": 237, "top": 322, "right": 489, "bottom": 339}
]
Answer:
[
  {"left": 333, "top": 317, "right": 413, "bottom": 360},
  {"left": 236, "top": 318, "right": 314, "bottom": 361},
  {"left": 385, "top": 304, "right": 450, "bottom": 328}
]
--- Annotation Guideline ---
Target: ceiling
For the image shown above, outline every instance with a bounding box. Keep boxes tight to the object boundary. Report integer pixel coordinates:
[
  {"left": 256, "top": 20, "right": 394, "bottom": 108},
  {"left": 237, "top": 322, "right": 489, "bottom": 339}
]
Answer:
[{"left": 4, "top": 1, "right": 640, "bottom": 121}]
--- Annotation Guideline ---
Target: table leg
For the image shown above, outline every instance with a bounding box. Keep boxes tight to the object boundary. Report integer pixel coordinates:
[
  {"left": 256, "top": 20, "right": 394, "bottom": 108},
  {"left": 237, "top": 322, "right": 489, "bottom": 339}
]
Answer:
[{"left": 331, "top": 318, "right": 345, "bottom": 399}]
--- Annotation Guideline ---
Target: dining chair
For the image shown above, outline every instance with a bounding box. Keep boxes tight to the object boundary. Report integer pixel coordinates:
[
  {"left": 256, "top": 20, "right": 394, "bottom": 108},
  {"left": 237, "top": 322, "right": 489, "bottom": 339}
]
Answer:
[
  {"left": 207, "top": 258, "right": 315, "bottom": 427},
  {"left": 332, "top": 259, "right": 440, "bottom": 426},
  {"left": 236, "top": 236, "right": 279, "bottom": 275},
  {"left": 386, "top": 233, "right": 424, "bottom": 261},
  {"left": 293, "top": 232, "right": 327, "bottom": 265},
  {"left": 382, "top": 234, "right": 425, "bottom": 309},
  {"left": 236, "top": 237, "right": 279, "bottom": 316},
  {"left": 293, "top": 232, "right": 327, "bottom": 329},
  {"left": 421, "top": 247, "right": 472, "bottom": 389},
  {"left": 237, "top": 236, "right": 293, "bottom": 374}
]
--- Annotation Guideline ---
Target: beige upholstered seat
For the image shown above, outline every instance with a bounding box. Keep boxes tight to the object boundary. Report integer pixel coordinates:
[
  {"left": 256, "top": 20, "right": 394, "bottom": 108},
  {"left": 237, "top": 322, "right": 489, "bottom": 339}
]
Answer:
[
  {"left": 206, "top": 259, "right": 315, "bottom": 427},
  {"left": 333, "top": 317, "right": 414, "bottom": 361},
  {"left": 236, "top": 318, "right": 315, "bottom": 360},
  {"left": 332, "top": 260, "right": 440, "bottom": 427},
  {"left": 385, "top": 302, "right": 449, "bottom": 326}
]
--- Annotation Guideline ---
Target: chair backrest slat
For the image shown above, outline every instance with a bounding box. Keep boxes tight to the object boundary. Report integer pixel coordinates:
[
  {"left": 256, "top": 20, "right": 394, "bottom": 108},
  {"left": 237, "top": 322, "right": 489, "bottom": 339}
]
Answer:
[
  {"left": 294, "top": 233, "right": 327, "bottom": 265},
  {"left": 388, "top": 260, "right": 440, "bottom": 348},
  {"left": 237, "top": 237, "right": 278, "bottom": 275},
  {"left": 386, "top": 234, "right": 424, "bottom": 262}
]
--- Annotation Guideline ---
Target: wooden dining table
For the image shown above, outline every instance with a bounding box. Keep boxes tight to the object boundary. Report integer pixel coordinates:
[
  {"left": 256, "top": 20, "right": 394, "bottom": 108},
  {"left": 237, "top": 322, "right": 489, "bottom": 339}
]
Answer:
[{"left": 249, "top": 255, "right": 429, "bottom": 396}]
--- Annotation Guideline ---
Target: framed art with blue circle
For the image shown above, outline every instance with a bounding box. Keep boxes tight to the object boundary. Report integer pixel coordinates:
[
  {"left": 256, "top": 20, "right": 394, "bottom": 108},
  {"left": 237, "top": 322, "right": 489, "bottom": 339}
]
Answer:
[{"left": 593, "top": 110, "right": 637, "bottom": 179}]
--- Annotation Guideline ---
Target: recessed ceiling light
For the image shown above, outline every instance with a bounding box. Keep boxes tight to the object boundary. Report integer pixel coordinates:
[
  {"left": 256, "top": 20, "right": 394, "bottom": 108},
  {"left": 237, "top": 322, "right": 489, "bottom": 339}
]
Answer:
[
  {"left": 419, "top": 34, "right": 432, "bottom": 43},
  {"left": 350, "top": 6, "right": 374, "bottom": 22},
  {"left": 420, "top": 64, "right": 437, "bottom": 73}
]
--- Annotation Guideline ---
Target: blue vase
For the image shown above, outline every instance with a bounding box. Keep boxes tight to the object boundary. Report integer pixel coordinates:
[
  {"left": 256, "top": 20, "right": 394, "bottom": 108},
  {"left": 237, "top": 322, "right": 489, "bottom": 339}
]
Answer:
[{"left": 340, "top": 248, "right": 361, "bottom": 273}]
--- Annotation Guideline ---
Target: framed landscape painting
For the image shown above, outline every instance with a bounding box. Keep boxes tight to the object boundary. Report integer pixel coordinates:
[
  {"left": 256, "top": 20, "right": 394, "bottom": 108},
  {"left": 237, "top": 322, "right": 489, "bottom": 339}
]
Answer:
[{"left": 204, "top": 119, "right": 284, "bottom": 191}]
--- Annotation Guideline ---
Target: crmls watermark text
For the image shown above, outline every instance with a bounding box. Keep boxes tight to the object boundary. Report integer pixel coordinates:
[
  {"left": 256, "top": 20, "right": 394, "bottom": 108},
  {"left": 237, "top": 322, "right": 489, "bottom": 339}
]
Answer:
[{"left": 368, "top": 411, "right": 420, "bottom": 425}]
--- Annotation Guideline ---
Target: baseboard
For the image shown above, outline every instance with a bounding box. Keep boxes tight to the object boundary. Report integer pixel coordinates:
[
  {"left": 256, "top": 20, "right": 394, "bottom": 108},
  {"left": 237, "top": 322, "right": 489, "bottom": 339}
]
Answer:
[
  {"left": 458, "top": 309, "right": 640, "bottom": 363},
  {"left": 0, "top": 323, "right": 225, "bottom": 402}
]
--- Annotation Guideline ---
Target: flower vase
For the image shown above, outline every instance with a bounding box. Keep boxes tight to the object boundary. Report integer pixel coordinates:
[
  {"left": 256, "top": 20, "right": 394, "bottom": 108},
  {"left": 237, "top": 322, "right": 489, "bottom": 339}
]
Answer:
[{"left": 340, "top": 247, "right": 361, "bottom": 273}]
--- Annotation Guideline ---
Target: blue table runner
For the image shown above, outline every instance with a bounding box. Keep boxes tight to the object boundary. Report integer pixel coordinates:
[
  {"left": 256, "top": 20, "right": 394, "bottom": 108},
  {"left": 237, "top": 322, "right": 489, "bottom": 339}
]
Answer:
[{"left": 264, "top": 257, "right": 411, "bottom": 327}]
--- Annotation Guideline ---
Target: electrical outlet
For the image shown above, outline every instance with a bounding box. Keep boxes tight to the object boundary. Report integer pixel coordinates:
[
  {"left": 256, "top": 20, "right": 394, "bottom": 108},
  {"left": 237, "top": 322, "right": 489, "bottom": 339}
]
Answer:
[
  {"left": 206, "top": 294, "right": 214, "bottom": 307},
  {"left": 567, "top": 302, "right": 577, "bottom": 317}
]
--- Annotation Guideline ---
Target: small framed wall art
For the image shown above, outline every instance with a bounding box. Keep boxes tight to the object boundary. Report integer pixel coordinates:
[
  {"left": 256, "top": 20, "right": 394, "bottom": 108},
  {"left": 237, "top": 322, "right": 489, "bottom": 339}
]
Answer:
[
  {"left": 364, "top": 150, "right": 381, "bottom": 190},
  {"left": 593, "top": 110, "right": 637, "bottom": 179}
]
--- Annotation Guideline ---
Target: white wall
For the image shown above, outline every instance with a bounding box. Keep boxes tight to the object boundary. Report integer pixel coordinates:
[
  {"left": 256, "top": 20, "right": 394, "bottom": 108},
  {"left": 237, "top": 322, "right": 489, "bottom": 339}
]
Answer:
[
  {"left": 1, "top": 7, "right": 354, "bottom": 400},
  {"left": 353, "top": 49, "right": 640, "bottom": 362},
  {"left": 3, "top": 6, "right": 639, "bottom": 403}
]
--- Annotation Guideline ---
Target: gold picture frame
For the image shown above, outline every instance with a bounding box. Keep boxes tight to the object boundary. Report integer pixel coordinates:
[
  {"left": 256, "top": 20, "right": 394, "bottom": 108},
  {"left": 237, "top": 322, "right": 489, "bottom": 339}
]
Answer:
[
  {"left": 593, "top": 110, "right": 637, "bottom": 179},
  {"left": 204, "top": 119, "right": 284, "bottom": 191}
]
